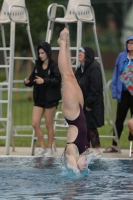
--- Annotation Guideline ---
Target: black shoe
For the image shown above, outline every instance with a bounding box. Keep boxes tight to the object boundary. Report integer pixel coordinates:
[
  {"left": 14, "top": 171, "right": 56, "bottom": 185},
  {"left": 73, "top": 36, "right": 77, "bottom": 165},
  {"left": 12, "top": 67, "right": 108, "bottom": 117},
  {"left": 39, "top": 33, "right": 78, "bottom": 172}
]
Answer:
[{"left": 103, "top": 147, "right": 118, "bottom": 153}]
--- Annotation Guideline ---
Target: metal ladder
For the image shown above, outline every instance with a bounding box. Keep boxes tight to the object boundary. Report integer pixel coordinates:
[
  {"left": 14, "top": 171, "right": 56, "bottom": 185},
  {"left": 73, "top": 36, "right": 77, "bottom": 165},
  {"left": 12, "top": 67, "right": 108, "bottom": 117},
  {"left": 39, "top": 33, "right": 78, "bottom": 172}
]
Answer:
[
  {"left": 45, "top": 0, "right": 120, "bottom": 153},
  {"left": 0, "top": 0, "right": 36, "bottom": 155}
]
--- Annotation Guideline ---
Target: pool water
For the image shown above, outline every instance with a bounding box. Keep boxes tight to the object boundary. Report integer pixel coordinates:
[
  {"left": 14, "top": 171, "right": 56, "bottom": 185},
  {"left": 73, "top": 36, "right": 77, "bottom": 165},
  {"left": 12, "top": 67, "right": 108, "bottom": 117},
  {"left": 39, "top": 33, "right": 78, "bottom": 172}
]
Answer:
[{"left": 0, "top": 157, "right": 133, "bottom": 200}]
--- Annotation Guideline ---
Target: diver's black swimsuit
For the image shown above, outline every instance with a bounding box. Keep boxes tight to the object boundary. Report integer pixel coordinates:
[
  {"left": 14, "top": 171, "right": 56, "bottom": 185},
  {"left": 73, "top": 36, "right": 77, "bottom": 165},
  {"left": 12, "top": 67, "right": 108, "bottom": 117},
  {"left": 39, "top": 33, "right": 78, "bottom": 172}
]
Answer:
[{"left": 65, "top": 104, "right": 87, "bottom": 154}]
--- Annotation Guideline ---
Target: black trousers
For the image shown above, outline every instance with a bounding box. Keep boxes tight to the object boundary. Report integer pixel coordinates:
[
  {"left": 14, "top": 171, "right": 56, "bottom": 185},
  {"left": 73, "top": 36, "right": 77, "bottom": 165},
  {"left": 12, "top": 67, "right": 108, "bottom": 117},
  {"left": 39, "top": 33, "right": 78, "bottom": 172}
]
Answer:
[
  {"left": 112, "top": 90, "right": 133, "bottom": 146},
  {"left": 87, "top": 128, "right": 100, "bottom": 148}
]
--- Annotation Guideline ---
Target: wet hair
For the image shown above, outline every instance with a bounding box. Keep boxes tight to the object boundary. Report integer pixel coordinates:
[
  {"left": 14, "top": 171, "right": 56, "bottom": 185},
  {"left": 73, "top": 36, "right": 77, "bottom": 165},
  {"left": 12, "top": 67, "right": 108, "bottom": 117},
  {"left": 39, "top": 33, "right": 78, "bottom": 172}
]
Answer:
[{"left": 82, "top": 148, "right": 96, "bottom": 165}]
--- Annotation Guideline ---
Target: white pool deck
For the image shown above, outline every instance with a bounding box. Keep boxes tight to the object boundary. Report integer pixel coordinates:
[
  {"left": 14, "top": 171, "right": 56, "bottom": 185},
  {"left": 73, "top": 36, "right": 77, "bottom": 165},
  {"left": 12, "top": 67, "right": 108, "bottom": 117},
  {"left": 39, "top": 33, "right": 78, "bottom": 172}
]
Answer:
[{"left": 0, "top": 147, "right": 133, "bottom": 158}]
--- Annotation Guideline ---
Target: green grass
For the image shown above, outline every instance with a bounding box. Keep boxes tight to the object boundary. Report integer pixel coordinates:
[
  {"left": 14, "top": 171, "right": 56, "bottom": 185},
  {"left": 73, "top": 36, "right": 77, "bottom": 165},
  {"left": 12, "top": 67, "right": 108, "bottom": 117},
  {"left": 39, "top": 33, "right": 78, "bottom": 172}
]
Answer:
[
  {"left": 98, "top": 124, "right": 130, "bottom": 149},
  {"left": 0, "top": 69, "right": 132, "bottom": 149},
  {"left": 0, "top": 124, "right": 130, "bottom": 149}
]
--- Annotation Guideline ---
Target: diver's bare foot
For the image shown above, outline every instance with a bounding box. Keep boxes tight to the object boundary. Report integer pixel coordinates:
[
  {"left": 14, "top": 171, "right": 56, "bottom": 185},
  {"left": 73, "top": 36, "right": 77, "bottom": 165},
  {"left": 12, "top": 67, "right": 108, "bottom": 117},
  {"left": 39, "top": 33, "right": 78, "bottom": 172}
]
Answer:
[
  {"left": 60, "top": 28, "right": 69, "bottom": 40},
  {"left": 57, "top": 36, "right": 67, "bottom": 45},
  {"left": 57, "top": 28, "right": 69, "bottom": 45},
  {"left": 57, "top": 37, "right": 61, "bottom": 46},
  {"left": 57, "top": 28, "right": 69, "bottom": 46}
]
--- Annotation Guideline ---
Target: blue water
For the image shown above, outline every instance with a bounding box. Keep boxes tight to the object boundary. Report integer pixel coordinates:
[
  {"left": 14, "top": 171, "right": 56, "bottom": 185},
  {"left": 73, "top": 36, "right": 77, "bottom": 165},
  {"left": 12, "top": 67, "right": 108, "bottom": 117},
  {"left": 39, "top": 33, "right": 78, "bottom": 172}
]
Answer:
[{"left": 0, "top": 157, "right": 133, "bottom": 200}]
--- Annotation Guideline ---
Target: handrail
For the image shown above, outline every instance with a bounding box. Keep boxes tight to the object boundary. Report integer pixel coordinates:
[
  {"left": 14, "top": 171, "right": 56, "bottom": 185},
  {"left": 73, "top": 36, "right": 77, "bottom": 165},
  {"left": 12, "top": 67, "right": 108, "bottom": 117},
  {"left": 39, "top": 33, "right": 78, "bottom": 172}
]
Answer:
[
  {"left": 75, "top": 4, "right": 95, "bottom": 23},
  {"left": 8, "top": 5, "right": 29, "bottom": 24},
  {"left": 47, "top": 3, "right": 66, "bottom": 21}
]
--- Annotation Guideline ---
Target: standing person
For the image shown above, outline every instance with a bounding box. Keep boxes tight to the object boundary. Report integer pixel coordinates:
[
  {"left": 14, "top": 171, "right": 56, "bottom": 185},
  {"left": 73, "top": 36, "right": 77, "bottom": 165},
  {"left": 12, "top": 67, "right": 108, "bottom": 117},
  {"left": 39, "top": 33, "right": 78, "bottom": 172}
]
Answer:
[
  {"left": 103, "top": 36, "right": 133, "bottom": 153},
  {"left": 75, "top": 47, "right": 104, "bottom": 155},
  {"left": 24, "top": 41, "right": 61, "bottom": 156},
  {"left": 57, "top": 28, "right": 95, "bottom": 174}
]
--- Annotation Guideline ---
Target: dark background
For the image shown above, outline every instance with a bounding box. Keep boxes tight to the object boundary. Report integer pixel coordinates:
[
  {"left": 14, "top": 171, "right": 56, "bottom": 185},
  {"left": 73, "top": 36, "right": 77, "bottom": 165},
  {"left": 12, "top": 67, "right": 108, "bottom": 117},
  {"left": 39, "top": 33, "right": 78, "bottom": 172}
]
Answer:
[{"left": 0, "top": 0, "right": 132, "bottom": 70}]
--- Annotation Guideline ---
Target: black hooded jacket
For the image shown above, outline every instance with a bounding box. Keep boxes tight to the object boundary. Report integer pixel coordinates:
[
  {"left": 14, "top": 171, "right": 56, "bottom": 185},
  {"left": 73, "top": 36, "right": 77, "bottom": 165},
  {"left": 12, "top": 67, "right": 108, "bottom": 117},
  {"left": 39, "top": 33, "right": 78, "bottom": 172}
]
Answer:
[
  {"left": 75, "top": 47, "right": 104, "bottom": 128},
  {"left": 24, "top": 41, "right": 61, "bottom": 104}
]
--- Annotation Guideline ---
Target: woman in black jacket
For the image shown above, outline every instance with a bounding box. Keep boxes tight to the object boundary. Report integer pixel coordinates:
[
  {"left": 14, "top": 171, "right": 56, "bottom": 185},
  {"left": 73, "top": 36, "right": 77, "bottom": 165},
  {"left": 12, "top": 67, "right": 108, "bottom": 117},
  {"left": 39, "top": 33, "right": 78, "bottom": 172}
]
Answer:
[
  {"left": 24, "top": 41, "right": 61, "bottom": 156},
  {"left": 75, "top": 47, "right": 104, "bottom": 155}
]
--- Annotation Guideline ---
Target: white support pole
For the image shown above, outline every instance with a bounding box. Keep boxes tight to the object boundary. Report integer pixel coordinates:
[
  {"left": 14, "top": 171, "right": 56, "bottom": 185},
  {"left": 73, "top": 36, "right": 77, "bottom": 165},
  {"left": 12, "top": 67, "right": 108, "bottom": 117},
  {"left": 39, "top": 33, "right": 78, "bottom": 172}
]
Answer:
[
  {"left": 1, "top": 24, "right": 9, "bottom": 80},
  {"left": 76, "top": 20, "right": 82, "bottom": 67},
  {"left": 92, "top": 22, "right": 121, "bottom": 153},
  {"left": 129, "top": 141, "right": 132, "bottom": 158},
  {"left": 5, "top": 21, "right": 15, "bottom": 155},
  {"left": 26, "top": 24, "right": 36, "bottom": 63}
]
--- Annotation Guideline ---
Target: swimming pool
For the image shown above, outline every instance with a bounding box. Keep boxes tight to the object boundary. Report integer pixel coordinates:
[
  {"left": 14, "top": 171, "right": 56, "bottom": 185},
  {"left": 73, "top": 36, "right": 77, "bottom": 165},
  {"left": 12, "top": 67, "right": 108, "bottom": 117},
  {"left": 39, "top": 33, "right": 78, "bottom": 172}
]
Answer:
[{"left": 0, "top": 156, "right": 133, "bottom": 200}]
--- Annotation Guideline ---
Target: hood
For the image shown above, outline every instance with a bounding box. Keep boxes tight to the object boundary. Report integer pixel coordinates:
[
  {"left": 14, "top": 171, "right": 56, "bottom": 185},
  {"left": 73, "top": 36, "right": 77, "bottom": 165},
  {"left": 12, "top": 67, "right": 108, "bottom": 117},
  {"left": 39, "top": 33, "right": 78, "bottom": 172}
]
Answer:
[
  {"left": 83, "top": 47, "right": 95, "bottom": 68},
  {"left": 126, "top": 36, "right": 133, "bottom": 52},
  {"left": 37, "top": 41, "right": 52, "bottom": 61}
]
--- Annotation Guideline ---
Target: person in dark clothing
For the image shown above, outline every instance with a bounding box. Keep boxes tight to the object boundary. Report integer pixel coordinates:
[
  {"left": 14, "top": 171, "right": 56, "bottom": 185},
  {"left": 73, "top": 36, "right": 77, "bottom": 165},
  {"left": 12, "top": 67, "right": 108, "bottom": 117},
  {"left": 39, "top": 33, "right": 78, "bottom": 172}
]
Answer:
[
  {"left": 75, "top": 47, "right": 104, "bottom": 155},
  {"left": 103, "top": 36, "right": 133, "bottom": 153},
  {"left": 58, "top": 28, "right": 96, "bottom": 174},
  {"left": 24, "top": 41, "right": 61, "bottom": 156}
]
